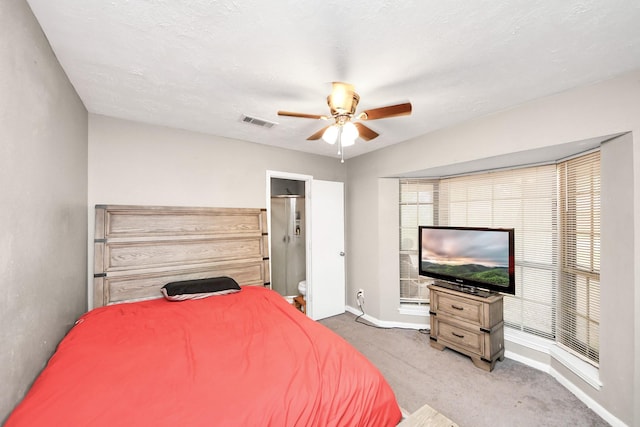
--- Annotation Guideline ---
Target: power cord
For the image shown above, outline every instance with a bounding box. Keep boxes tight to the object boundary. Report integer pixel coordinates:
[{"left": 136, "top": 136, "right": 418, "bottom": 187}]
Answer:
[{"left": 355, "top": 296, "right": 430, "bottom": 335}]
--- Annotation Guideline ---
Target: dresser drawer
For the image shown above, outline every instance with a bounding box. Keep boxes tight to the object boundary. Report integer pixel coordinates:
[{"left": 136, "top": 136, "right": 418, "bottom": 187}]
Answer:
[
  {"left": 434, "top": 319, "right": 483, "bottom": 355},
  {"left": 435, "top": 293, "right": 483, "bottom": 325}
]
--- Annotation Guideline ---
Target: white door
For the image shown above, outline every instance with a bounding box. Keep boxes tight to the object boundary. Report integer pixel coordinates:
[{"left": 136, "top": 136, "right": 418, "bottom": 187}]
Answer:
[{"left": 309, "top": 180, "right": 345, "bottom": 320}]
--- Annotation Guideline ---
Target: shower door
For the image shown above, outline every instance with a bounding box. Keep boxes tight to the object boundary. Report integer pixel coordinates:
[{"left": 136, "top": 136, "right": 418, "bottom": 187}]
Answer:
[{"left": 270, "top": 196, "right": 306, "bottom": 297}]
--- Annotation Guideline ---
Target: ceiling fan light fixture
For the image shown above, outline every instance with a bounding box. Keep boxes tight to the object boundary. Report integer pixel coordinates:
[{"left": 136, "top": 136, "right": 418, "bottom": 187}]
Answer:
[
  {"left": 341, "top": 135, "right": 356, "bottom": 147},
  {"left": 322, "top": 120, "right": 359, "bottom": 147},
  {"left": 342, "top": 121, "right": 358, "bottom": 141},
  {"left": 322, "top": 125, "right": 339, "bottom": 144}
]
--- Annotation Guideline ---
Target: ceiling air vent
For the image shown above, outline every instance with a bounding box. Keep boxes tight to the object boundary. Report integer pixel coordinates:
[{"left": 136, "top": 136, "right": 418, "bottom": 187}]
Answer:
[{"left": 240, "top": 114, "right": 277, "bottom": 129}]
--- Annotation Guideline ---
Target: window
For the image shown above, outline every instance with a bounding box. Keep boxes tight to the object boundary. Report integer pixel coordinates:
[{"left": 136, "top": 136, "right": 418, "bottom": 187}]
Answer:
[
  {"left": 558, "top": 151, "right": 601, "bottom": 364},
  {"left": 399, "top": 180, "right": 435, "bottom": 305},
  {"left": 399, "top": 151, "right": 600, "bottom": 365},
  {"left": 437, "top": 165, "right": 558, "bottom": 339}
]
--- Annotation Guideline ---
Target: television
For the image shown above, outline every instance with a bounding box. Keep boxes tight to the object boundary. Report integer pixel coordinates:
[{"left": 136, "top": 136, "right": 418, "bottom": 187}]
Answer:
[{"left": 418, "top": 226, "right": 515, "bottom": 295}]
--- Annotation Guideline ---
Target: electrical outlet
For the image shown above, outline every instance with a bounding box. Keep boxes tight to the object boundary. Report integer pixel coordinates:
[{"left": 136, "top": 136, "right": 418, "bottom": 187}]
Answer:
[{"left": 357, "top": 289, "right": 364, "bottom": 299}]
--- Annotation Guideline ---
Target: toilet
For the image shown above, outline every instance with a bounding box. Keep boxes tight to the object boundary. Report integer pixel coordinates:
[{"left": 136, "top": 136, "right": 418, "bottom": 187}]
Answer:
[{"left": 297, "top": 280, "right": 307, "bottom": 296}]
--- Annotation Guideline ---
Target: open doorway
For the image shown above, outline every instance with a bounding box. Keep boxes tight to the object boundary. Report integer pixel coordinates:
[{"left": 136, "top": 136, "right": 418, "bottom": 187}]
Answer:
[
  {"left": 266, "top": 172, "right": 312, "bottom": 305},
  {"left": 266, "top": 172, "right": 346, "bottom": 320},
  {"left": 270, "top": 178, "right": 306, "bottom": 297}
]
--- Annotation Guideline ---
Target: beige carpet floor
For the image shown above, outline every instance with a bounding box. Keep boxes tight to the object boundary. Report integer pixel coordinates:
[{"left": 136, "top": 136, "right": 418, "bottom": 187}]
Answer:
[{"left": 319, "top": 312, "right": 609, "bottom": 427}]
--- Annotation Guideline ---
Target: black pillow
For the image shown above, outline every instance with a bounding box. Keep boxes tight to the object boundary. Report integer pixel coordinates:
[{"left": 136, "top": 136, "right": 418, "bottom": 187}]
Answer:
[{"left": 161, "top": 276, "right": 241, "bottom": 301}]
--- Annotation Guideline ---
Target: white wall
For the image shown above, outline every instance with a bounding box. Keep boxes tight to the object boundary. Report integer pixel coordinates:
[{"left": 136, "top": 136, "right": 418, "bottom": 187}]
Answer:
[
  {"left": 0, "top": 0, "right": 88, "bottom": 422},
  {"left": 346, "top": 71, "right": 640, "bottom": 426},
  {"left": 87, "top": 114, "right": 346, "bottom": 302}
]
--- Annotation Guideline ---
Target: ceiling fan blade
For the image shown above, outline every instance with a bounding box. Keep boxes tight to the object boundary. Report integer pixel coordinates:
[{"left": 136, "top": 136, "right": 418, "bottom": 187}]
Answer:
[
  {"left": 359, "top": 102, "right": 412, "bottom": 120},
  {"left": 354, "top": 122, "right": 379, "bottom": 141},
  {"left": 307, "top": 125, "right": 331, "bottom": 140},
  {"left": 278, "top": 110, "right": 327, "bottom": 120}
]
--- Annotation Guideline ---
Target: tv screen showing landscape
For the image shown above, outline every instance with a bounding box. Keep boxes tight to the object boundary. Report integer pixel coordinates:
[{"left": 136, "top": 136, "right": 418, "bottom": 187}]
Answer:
[{"left": 419, "top": 226, "right": 515, "bottom": 294}]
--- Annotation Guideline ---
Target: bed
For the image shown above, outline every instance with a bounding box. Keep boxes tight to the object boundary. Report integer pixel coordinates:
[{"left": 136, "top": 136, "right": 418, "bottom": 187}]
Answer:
[{"left": 6, "top": 205, "right": 402, "bottom": 427}]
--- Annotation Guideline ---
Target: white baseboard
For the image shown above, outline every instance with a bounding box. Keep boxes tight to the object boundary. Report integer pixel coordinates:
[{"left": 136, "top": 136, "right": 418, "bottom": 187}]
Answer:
[
  {"left": 504, "top": 349, "right": 551, "bottom": 374},
  {"left": 548, "top": 366, "right": 626, "bottom": 427}
]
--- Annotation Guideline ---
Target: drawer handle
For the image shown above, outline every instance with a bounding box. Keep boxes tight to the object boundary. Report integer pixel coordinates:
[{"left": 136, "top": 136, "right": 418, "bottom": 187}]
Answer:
[
  {"left": 451, "top": 304, "right": 464, "bottom": 310},
  {"left": 452, "top": 332, "right": 465, "bottom": 339}
]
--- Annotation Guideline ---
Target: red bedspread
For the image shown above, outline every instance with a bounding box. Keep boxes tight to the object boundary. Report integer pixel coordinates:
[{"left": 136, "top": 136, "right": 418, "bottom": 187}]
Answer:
[{"left": 6, "top": 286, "right": 401, "bottom": 426}]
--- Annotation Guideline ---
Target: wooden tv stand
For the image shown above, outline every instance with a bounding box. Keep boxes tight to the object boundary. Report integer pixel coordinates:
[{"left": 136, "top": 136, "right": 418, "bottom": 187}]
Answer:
[{"left": 428, "top": 284, "right": 505, "bottom": 371}]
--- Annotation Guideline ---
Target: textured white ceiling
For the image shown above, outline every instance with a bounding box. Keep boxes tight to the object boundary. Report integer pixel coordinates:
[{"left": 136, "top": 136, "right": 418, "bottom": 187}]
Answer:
[{"left": 25, "top": 0, "right": 640, "bottom": 160}]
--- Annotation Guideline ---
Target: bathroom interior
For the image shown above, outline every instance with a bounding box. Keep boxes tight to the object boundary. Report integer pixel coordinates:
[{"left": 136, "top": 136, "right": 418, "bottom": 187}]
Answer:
[{"left": 270, "top": 178, "right": 307, "bottom": 302}]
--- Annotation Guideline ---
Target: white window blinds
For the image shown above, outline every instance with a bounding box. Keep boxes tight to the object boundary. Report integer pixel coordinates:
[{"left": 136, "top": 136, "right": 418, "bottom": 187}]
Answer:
[
  {"left": 437, "top": 165, "right": 559, "bottom": 339},
  {"left": 558, "top": 151, "right": 600, "bottom": 365},
  {"left": 399, "top": 180, "right": 435, "bottom": 304}
]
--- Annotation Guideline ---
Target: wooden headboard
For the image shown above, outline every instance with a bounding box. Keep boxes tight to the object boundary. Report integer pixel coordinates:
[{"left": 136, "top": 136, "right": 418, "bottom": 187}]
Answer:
[{"left": 93, "top": 205, "right": 269, "bottom": 308}]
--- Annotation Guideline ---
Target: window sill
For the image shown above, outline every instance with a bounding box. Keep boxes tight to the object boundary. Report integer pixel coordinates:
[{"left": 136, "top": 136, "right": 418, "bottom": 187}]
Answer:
[{"left": 398, "top": 304, "right": 429, "bottom": 316}]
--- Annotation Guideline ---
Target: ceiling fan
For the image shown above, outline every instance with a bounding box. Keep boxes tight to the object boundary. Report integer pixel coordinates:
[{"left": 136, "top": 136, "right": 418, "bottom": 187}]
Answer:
[{"left": 278, "top": 82, "right": 412, "bottom": 161}]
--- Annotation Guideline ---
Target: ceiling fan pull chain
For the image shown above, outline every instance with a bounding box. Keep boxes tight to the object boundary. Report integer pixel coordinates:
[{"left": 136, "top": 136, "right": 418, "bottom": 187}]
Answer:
[{"left": 337, "top": 128, "right": 345, "bottom": 163}]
